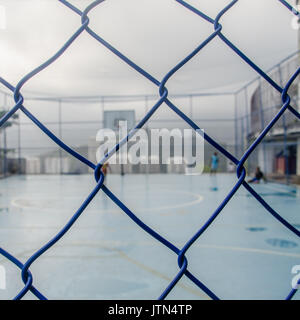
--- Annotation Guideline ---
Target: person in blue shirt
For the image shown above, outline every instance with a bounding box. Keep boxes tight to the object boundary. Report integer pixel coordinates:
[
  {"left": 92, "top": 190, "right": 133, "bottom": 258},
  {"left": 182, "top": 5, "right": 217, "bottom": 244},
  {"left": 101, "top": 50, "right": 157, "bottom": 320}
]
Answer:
[{"left": 210, "top": 152, "right": 219, "bottom": 174}]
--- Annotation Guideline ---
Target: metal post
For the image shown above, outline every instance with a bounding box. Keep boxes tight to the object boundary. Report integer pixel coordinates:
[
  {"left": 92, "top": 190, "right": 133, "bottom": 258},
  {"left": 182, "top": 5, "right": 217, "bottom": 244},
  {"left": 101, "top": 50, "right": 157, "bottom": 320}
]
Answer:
[
  {"left": 258, "top": 79, "right": 267, "bottom": 175},
  {"left": 58, "top": 99, "right": 62, "bottom": 175},
  {"left": 189, "top": 95, "right": 193, "bottom": 119},
  {"left": 244, "top": 88, "right": 251, "bottom": 172},
  {"left": 145, "top": 95, "right": 148, "bottom": 115},
  {"left": 3, "top": 128, "right": 7, "bottom": 177},
  {"left": 144, "top": 95, "right": 148, "bottom": 131},
  {"left": 278, "top": 66, "right": 289, "bottom": 184},
  {"left": 145, "top": 95, "right": 150, "bottom": 175},
  {"left": 18, "top": 111, "right": 21, "bottom": 174},
  {"left": 2, "top": 94, "right": 7, "bottom": 177},
  {"left": 234, "top": 94, "right": 238, "bottom": 158},
  {"left": 241, "top": 115, "right": 244, "bottom": 155},
  {"left": 244, "top": 88, "right": 250, "bottom": 143},
  {"left": 101, "top": 96, "right": 104, "bottom": 129}
]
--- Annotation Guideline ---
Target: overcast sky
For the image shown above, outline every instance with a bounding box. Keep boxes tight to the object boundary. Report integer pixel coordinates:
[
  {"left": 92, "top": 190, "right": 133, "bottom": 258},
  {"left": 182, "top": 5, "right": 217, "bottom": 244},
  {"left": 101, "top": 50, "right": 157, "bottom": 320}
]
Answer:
[
  {"left": 0, "top": 0, "right": 299, "bottom": 150},
  {"left": 0, "top": 0, "right": 298, "bottom": 97}
]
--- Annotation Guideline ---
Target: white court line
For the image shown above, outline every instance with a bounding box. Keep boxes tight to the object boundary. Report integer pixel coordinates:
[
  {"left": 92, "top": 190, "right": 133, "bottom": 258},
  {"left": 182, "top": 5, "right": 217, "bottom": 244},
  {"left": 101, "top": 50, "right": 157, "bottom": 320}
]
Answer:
[
  {"left": 10, "top": 189, "right": 204, "bottom": 214},
  {"left": 4, "top": 241, "right": 299, "bottom": 260},
  {"left": 0, "top": 244, "right": 209, "bottom": 300},
  {"left": 2, "top": 241, "right": 299, "bottom": 300}
]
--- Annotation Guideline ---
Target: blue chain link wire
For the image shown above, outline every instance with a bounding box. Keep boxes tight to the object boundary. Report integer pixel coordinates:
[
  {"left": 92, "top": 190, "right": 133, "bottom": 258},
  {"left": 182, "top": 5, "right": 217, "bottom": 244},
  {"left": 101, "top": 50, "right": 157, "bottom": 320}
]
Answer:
[{"left": 0, "top": 0, "right": 299, "bottom": 300}]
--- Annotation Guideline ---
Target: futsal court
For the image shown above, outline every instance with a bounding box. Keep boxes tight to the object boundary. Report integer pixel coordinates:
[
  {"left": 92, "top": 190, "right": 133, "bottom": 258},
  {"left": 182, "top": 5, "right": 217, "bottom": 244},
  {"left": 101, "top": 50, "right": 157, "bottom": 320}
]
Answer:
[
  {"left": 0, "top": 173, "right": 299, "bottom": 300},
  {"left": 0, "top": 0, "right": 300, "bottom": 301}
]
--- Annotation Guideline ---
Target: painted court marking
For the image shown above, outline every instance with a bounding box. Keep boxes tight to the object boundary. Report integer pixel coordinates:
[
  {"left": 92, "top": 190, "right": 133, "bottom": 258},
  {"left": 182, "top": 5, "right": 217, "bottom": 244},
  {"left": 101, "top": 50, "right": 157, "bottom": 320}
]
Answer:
[{"left": 10, "top": 189, "right": 204, "bottom": 214}]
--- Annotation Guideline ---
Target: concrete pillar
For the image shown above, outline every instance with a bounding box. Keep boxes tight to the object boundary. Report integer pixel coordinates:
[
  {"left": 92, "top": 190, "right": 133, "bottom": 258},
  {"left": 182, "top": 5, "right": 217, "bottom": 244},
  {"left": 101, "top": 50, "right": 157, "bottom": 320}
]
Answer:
[{"left": 258, "top": 145, "right": 274, "bottom": 175}]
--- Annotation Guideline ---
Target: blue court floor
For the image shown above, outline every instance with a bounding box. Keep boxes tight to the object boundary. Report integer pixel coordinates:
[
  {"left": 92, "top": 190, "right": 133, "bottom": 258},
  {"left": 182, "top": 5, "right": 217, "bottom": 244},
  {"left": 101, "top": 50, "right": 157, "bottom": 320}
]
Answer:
[{"left": 0, "top": 173, "right": 299, "bottom": 300}]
